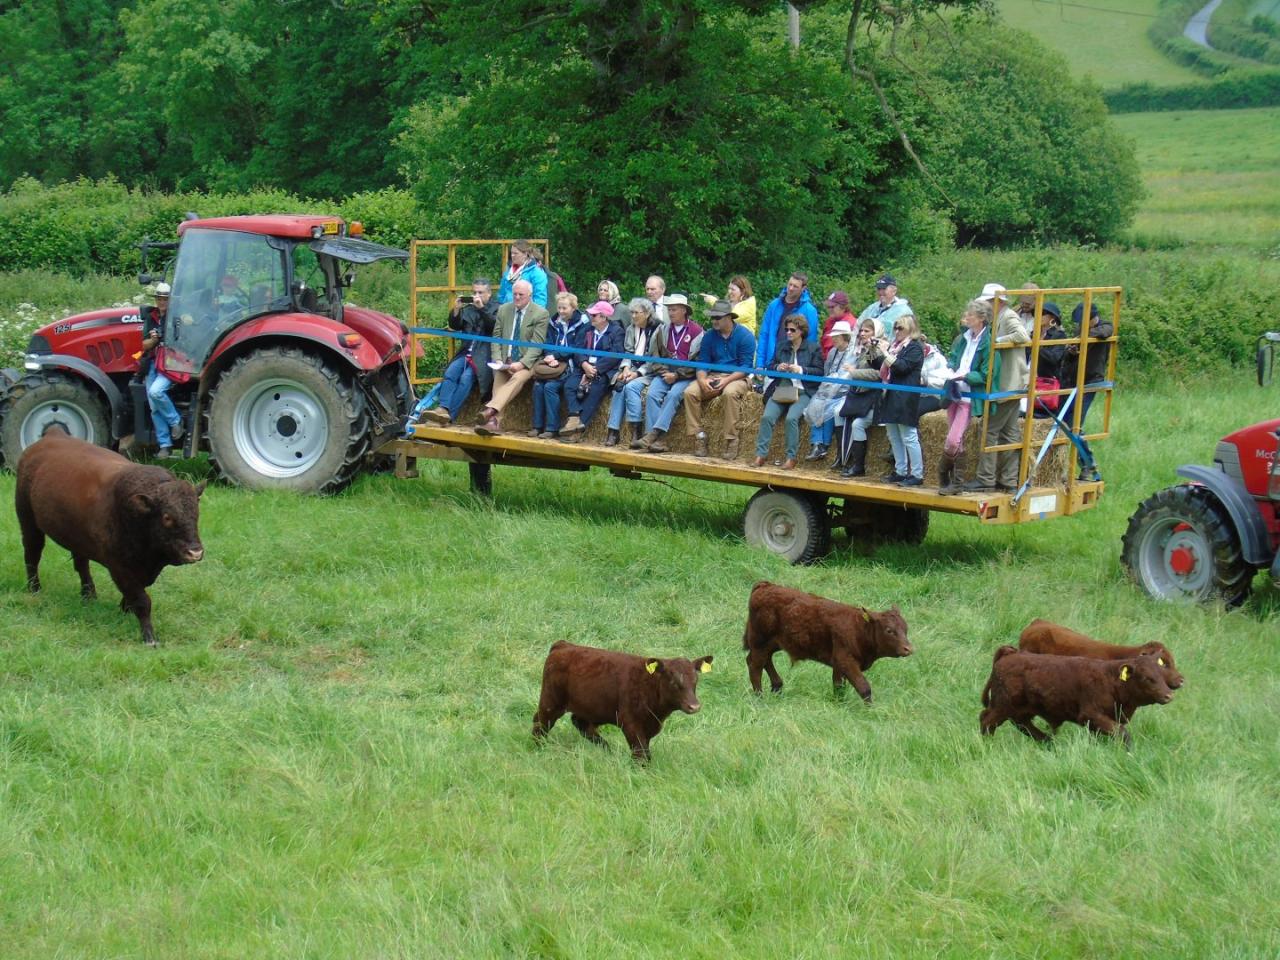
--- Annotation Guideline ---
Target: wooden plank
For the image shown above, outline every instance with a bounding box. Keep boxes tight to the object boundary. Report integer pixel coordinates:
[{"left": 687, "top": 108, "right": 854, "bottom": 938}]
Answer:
[{"left": 383, "top": 424, "right": 1104, "bottom": 524}]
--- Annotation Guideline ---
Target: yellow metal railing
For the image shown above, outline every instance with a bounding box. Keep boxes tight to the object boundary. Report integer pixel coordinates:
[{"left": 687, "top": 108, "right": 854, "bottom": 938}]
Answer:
[
  {"left": 408, "top": 238, "right": 550, "bottom": 386},
  {"left": 976, "top": 286, "right": 1119, "bottom": 493}
]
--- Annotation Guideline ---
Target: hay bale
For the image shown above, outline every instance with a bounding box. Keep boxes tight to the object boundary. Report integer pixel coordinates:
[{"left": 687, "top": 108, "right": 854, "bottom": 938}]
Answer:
[{"left": 453, "top": 385, "right": 1067, "bottom": 486}]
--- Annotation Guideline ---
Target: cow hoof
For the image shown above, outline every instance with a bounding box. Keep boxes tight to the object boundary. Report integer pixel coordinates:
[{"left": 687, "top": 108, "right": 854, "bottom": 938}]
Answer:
[
  {"left": 26, "top": 579, "right": 40, "bottom": 593},
  {"left": 770, "top": 685, "right": 784, "bottom": 695}
]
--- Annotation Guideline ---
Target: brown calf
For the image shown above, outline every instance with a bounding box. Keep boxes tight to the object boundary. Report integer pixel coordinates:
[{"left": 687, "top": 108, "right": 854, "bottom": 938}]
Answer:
[
  {"left": 15, "top": 427, "right": 205, "bottom": 646},
  {"left": 1018, "top": 618, "right": 1184, "bottom": 689},
  {"left": 980, "top": 646, "right": 1174, "bottom": 748},
  {"left": 742, "top": 581, "right": 912, "bottom": 702},
  {"left": 532, "top": 641, "right": 713, "bottom": 763}
]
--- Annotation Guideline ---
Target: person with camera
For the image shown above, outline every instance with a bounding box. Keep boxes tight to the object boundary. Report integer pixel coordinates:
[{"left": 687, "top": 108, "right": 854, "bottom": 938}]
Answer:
[
  {"left": 425, "top": 279, "right": 498, "bottom": 426},
  {"left": 682, "top": 299, "right": 755, "bottom": 459},
  {"left": 633, "top": 294, "right": 703, "bottom": 453},
  {"left": 140, "top": 283, "right": 185, "bottom": 459},
  {"left": 1058, "top": 300, "right": 1113, "bottom": 481},
  {"left": 878, "top": 312, "right": 926, "bottom": 486},
  {"left": 833, "top": 317, "right": 887, "bottom": 477},
  {"left": 529, "top": 292, "right": 589, "bottom": 438},
  {"left": 752, "top": 314, "right": 823, "bottom": 470},
  {"left": 559, "top": 300, "right": 623, "bottom": 442}
]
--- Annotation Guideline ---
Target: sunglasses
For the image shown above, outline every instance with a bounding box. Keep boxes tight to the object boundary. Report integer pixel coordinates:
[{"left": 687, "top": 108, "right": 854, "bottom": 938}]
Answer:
[{"left": 785, "top": 326, "right": 799, "bottom": 332}]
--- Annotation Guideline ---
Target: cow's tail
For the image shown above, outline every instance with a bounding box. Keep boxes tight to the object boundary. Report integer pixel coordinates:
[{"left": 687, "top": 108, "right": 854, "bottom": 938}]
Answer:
[{"left": 982, "top": 645, "right": 1019, "bottom": 706}]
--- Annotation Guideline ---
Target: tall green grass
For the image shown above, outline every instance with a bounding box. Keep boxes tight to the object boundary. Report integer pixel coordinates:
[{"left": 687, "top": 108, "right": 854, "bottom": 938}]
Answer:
[
  {"left": 0, "top": 374, "right": 1276, "bottom": 957},
  {"left": 1112, "top": 106, "right": 1280, "bottom": 254},
  {"left": 996, "top": 0, "right": 1207, "bottom": 88}
]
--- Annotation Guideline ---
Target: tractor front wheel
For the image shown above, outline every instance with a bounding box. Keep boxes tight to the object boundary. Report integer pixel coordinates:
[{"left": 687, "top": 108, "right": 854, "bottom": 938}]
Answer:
[
  {"left": 0, "top": 374, "right": 111, "bottom": 468},
  {"left": 1121, "top": 484, "right": 1254, "bottom": 607},
  {"left": 206, "top": 347, "right": 370, "bottom": 494}
]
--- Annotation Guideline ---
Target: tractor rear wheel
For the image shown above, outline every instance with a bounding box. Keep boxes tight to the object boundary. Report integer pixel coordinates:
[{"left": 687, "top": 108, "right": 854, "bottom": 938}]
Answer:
[
  {"left": 0, "top": 374, "right": 110, "bottom": 468},
  {"left": 742, "top": 489, "right": 831, "bottom": 564},
  {"left": 206, "top": 346, "right": 370, "bottom": 494},
  {"left": 1121, "top": 484, "right": 1254, "bottom": 607}
]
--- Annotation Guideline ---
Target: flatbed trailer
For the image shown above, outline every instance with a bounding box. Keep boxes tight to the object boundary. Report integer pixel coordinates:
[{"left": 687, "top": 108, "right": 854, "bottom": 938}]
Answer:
[{"left": 385, "top": 241, "right": 1117, "bottom": 562}]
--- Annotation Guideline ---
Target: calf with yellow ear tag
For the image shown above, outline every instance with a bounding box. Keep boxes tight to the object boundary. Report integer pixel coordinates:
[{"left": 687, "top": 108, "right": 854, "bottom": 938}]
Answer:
[{"left": 533, "top": 641, "right": 714, "bottom": 763}]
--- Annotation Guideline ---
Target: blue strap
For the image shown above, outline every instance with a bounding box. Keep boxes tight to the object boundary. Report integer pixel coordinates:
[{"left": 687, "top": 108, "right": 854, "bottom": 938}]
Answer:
[{"left": 414, "top": 326, "right": 966, "bottom": 399}]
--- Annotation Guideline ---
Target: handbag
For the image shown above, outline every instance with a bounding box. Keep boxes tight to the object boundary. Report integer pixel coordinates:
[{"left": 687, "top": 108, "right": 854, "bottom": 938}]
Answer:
[
  {"left": 1034, "top": 376, "right": 1060, "bottom": 412},
  {"left": 840, "top": 388, "right": 877, "bottom": 420},
  {"left": 772, "top": 381, "right": 799, "bottom": 405},
  {"left": 531, "top": 358, "right": 565, "bottom": 381},
  {"left": 770, "top": 347, "right": 801, "bottom": 404}
]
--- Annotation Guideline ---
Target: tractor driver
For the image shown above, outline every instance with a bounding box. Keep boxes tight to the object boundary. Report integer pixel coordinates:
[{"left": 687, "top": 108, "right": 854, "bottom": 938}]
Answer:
[{"left": 216, "top": 274, "right": 249, "bottom": 319}]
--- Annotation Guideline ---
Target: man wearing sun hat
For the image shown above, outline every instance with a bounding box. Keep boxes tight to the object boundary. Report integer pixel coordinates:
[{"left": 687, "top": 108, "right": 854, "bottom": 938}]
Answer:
[
  {"left": 634, "top": 293, "right": 703, "bottom": 453},
  {"left": 963, "top": 282, "right": 1030, "bottom": 493},
  {"left": 682, "top": 298, "right": 755, "bottom": 459},
  {"left": 857, "top": 273, "right": 912, "bottom": 340},
  {"left": 142, "top": 282, "right": 185, "bottom": 459}
]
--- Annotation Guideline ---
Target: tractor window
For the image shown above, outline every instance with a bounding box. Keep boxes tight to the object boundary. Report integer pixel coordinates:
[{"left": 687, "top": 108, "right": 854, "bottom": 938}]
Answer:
[
  {"left": 165, "top": 228, "right": 288, "bottom": 375},
  {"left": 291, "top": 245, "right": 332, "bottom": 315}
]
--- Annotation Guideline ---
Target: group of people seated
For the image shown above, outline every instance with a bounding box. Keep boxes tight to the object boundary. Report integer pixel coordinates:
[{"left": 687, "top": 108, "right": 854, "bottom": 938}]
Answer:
[{"left": 423, "top": 244, "right": 1113, "bottom": 492}]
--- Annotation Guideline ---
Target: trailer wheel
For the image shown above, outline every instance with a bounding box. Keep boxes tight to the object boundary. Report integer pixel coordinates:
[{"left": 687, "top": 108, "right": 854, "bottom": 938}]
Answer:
[
  {"left": 840, "top": 500, "right": 930, "bottom": 545},
  {"left": 207, "top": 347, "right": 370, "bottom": 494},
  {"left": 742, "top": 490, "right": 830, "bottom": 564},
  {"left": 1121, "top": 485, "right": 1254, "bottom": 606},
  {"left": 0, "top": 374, "right": 111, "bottom": 468}
]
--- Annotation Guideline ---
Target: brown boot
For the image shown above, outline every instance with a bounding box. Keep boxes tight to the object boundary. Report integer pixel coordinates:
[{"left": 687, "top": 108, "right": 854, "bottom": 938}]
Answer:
[
  {"left": 475, "top": 413, "right": 502, "bottom": 436},
  {"left": 647, "top": 430, "right": 669, "bottom": 453},
  {"left": 475, "top": 406, "right": 495, "bottom": 426},
  {"left": 693, "top": 433, "right": 709, "bottom": 458},
  {"left": 632, "top": 430, "right": 657, "bottom": 450},
  {"left": 604, "top": 429, "right": 620, "bottom": 447},
  {"left": 721, "top": 437, "right": 739, "bottom": 461}
]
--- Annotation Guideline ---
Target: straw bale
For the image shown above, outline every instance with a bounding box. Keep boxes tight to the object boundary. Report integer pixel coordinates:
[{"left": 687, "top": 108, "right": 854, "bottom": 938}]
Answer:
[{"left": 453, "top": 384, "right": 1068, "bottom": 488}]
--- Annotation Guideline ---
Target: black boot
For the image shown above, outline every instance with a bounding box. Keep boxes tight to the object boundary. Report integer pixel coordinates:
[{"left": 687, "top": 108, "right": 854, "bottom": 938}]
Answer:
[
  {"left": 842, "top": 440, "right": 867, "bottom": 478},
  {"left": 938, "top": 454, "right": 960, "bottom": 494},
  {"left": 604, "top": 428, "right": 620, "bottom": 447}
]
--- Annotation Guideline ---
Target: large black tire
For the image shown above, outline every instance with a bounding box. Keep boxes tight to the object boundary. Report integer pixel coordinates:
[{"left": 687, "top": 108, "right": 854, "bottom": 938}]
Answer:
[
  {"left": 742, "top": 490, "right": 831, "bottom": 564},
  {"left": 1121, "top": 484, "right": 1255, "bottom": 607},
  {"left": 206, "top": 346, "right": 370, "bottom": 494},
  {"left": 840, "top": 501, "right": 930, "bottom": 545},
  {"left": 0, "top": 373, "right": 111, "bottom": 469}
]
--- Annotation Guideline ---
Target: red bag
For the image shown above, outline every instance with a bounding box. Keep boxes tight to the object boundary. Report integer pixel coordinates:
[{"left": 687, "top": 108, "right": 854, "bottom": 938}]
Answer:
[
  {"left": 1034, "top": 376, "right": 1059, "bottom": 412},
  {"left": 154, "top": 346, "right": 193, "bottom": 385}
]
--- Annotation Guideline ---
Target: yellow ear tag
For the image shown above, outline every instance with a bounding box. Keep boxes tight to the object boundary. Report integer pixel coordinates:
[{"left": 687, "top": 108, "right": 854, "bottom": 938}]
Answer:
[
  {"left": 699, "top": 661, "right": 712, "bottom": 674},
  {"left": 645, "top": 660, "right": 658, "bottom": 675},
  {"left": 1157, "top": 658, "right": 1166, "bottom": 666},
  {"left": 1120, "top": 666, "right": 1130, "bottom": 682},
  {"left": 862, "top": 610, "right": 871, "bottom": 622}
]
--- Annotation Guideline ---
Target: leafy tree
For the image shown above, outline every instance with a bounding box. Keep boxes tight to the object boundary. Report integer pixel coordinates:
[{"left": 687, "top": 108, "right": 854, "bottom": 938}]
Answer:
[{"left": 899, "top": 21, "right": 1145, "bottom": 245}]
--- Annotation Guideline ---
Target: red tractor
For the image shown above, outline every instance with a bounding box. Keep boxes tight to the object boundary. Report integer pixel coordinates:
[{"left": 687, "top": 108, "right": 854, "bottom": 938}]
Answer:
[
  {"left": 0, "top": 214, "right": 413, "bottom": 494},
  {"left": 1122, "top": 332, "right": 1280, "bottom": 606}
]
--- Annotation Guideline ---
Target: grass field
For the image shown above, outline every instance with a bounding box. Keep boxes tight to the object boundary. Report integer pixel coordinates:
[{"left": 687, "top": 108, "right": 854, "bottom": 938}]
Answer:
[
  {"left": 996, "top": 0, "right": 1207, "bottom": 88},
  {"left": 1, "top": 373, "right": 1276, "bottom": 957},
  {"left": 1113, "top": 106, "right": 1280, "bottom": 253}
]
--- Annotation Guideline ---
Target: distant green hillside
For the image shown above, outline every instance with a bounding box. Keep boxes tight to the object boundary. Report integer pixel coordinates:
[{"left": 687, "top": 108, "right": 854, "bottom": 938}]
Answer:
[
  {"left": 1113, "top": 105, "right": 1280, "bottom": 251},
  {"left": 997, "top": 0, "right": 1207, "bottom": 87}
]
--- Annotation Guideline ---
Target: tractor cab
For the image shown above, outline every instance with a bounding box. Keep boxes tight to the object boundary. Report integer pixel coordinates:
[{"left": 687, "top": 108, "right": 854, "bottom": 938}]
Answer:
[{"left": 156, "top": 216, "right": 407, "bottom": 379}]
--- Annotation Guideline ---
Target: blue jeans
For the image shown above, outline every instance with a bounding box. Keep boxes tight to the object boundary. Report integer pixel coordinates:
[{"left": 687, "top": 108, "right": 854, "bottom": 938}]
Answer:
[
  {"left": 532, "top": 377, "right": 569, "bottom": 432},
  {"left": 645, "top": 377, "right": 694, "bottom": 433},
  {"left": 1060, "top": 383, "right": 1100, "bottom": 465},
  {"left": 436, "top": 353, "right": 476, "bottom": 420},
  {"left": 608, "top": 375, "right": 652, "bottom": 430},
  {"left": 756, "top": 394, "right": 812, "bottom": 460},
  {"left": 146, "top": 367, "right": 180, "bottom": 447},
  {"left": 886, "top": 423, "right": 923, "bottom": 479},
  {"left": 810, "top": 419, "right": 834, "bottom": 446}
]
